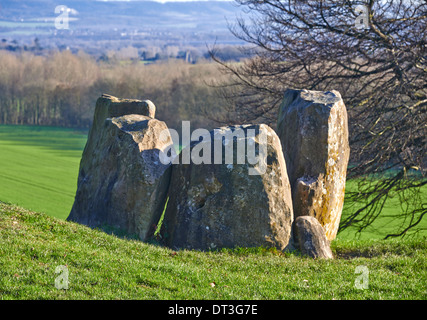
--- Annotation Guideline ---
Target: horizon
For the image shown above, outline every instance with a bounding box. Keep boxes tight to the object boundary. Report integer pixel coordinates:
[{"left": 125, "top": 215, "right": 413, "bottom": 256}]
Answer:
[{"left": 0, "top": 0, "right": 248, "bottom": 59}]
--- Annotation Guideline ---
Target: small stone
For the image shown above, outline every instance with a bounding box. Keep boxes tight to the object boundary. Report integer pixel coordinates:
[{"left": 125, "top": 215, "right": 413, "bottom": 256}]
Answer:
[{"left": 294, "top": 216, "right": 333, "bottom": 259}]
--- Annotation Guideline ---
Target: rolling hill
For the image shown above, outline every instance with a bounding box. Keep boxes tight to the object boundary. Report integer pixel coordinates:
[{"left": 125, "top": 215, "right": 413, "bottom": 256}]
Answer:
[{"left": 0, "top": 0, "right": 247, "bottom": 44}]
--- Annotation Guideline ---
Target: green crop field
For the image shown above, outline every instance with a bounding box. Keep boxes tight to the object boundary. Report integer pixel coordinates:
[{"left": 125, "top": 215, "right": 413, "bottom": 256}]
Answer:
[
  {"left": 0, "top": 124, "right": 425, "bottom": 240},
  {"left": 0, "top": 125, "right": 87, "bottom": 220}
]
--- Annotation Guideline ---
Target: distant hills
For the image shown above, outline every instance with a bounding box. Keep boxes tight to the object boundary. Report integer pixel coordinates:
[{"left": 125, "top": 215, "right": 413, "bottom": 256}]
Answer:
[
  {"left": 0, "top": 0, "right": 249, "bottom": 50},
  {"left": 0, "top": 0, "right": 247, "bottom": 37}
]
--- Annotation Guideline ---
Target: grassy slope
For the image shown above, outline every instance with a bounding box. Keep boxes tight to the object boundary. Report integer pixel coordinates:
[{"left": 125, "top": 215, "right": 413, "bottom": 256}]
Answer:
[{"left": 1, "top": 202, "right": 426, "bottom": 300}]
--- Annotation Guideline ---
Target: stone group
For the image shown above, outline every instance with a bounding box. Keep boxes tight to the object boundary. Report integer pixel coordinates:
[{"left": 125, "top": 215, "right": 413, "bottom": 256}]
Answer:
[{"left": 67, "top": 89, "right": 350, "bottom": 259}]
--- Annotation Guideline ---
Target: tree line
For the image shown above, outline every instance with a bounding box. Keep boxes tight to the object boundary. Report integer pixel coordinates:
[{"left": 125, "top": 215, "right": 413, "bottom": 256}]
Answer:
[{"left": 0, "top": 49, "right": 228, "bottom": 131}]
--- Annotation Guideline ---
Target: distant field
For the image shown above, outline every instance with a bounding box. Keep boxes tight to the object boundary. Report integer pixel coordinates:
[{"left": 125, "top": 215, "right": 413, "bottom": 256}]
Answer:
[
  {"left": 0, "top": 20, "right": 49, "bottom": 28},
  {"left": 0, "top": 20, "right": 52, "bottom": 36},
  {"left": 0, "top": 125, "right": 87, "bottom": 220},
  {"left": 0, "top": 124, "right": 425, "bottom": 239}
]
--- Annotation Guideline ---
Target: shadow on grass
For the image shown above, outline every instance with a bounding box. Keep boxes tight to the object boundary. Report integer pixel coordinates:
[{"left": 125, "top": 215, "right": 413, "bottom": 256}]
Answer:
[{"left": 331, "top": 237, "right": 426, "bottom": 259}]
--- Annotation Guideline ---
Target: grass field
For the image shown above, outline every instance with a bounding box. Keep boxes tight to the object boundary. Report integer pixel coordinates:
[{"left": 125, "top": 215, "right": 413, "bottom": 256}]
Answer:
[
  {"left": 0, "top": 201, "right": 426, "bottom": 300},
  {"left": 339, "top": 180, "right": 427, "bottom": 240},
  {"left": 0, "top": 124, "right": 425, "bottom": 239},
  {"left": 0, "top": 125, "right": 87, "bottom": 220}
]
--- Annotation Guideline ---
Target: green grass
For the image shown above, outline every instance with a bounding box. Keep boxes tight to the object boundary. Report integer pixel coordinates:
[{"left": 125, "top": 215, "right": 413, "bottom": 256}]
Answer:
[
  {"left": 340, "top": 179, "right": 427, "bottom": 240},
  {"left": 0, "top": 125, "right": 87, "bottom": 220},
  {"left": 0, "top": 201, "right": 426, "bottom": 300}
]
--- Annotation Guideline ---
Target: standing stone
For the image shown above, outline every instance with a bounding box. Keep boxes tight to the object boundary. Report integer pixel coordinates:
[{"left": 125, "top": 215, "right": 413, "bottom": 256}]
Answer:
[
  {"left": 162, "top": 124, "right": 294, "bottom": 251},
  {"left": 277, "top": 89, "right": 350, "bottom": 240},
  {"left": 294, "top": 216, "right": 333, "bottom": 259},
  {"left": 67, "top": 95, "right": 172, "bottom": 241}
]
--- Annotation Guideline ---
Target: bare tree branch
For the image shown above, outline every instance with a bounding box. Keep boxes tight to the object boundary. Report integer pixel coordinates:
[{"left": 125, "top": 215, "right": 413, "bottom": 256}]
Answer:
[{"left": 211, "top": 0, "right": 427, "bottom": 238}]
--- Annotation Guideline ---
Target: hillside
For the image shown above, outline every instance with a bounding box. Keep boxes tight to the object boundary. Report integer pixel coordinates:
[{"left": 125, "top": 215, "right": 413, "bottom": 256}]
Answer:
[
  {"left": 0, "top": 201, "right": 426, "bottom": 300},
  {"left": 1, "top": 0, "right": 241, "bottom": 30},
  {"left": 0, "top": 0, "right": 246, "bottom": 54}
]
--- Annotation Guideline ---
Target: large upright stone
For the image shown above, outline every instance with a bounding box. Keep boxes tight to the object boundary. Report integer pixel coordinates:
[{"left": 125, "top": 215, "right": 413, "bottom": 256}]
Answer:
[
  {"left": 277, "top": 89, "right": 350, "bottom": 240},
  {"left": 162, "top": 124, "right": 294, "bottom": 251},
  {"left": 67, "top": 95, "right": 172, "bottom": 241}
]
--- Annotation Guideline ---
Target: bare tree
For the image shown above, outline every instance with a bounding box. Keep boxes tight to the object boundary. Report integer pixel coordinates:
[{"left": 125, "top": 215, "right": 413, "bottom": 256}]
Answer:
[{"left": 211, "top": 0, "right": 427, "bottom": 238}]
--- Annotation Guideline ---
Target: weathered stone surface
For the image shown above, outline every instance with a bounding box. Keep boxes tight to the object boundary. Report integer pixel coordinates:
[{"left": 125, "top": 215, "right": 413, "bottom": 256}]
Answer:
[
  {"left": 162, "top": 124, "right": 294, "bottom": 251},
  {"left": 67, "top": 109, "right": 172, "bottom": 241},
  {"left": 84, "top": 94, "right": 156, "bottom": 160},
  {"left": 96, "top": 93, "right": 156, "bottom": 120},
  {"left": 277, "top": 89, "right": 350, "bottom": 240},
  {"left": 293, "top": 175, "right": 324, "bottom": 219},
  {"left": 294, "top": 216, "right": 333, "bottom": 259}
]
